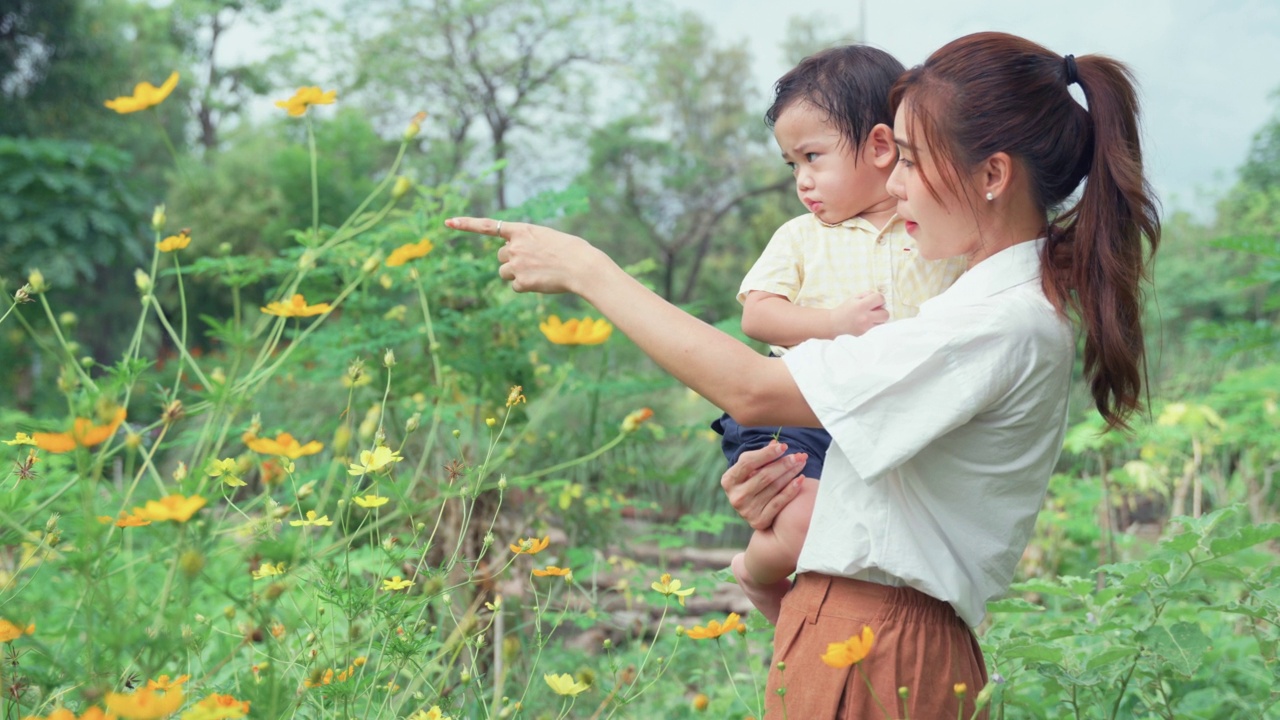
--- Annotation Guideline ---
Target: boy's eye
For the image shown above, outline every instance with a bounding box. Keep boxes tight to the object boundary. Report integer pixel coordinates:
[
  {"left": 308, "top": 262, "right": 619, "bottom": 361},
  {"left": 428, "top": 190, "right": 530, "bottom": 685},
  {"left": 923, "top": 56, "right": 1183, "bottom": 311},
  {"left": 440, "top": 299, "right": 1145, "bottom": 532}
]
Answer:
[
  {"left": 805, "top": 152, "right": 819, "bottom": 162},
  {"left": 785, "top": 161, "right": 796, "bottom": 172}
]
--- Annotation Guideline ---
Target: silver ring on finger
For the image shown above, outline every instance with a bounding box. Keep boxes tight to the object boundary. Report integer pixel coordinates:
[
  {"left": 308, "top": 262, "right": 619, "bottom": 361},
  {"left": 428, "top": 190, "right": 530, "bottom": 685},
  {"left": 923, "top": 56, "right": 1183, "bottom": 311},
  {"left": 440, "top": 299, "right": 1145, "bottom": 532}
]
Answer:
[{"left": 495, "top": 220, "right": 504, "bottom": 235}]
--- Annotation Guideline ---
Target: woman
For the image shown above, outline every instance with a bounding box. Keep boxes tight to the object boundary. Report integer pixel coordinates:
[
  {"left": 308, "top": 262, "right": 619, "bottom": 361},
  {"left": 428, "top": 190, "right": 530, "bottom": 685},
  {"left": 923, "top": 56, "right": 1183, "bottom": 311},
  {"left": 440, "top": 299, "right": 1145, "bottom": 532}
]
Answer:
[{"left": 448, "top": 31, "right": 1158, "bottom": 720}]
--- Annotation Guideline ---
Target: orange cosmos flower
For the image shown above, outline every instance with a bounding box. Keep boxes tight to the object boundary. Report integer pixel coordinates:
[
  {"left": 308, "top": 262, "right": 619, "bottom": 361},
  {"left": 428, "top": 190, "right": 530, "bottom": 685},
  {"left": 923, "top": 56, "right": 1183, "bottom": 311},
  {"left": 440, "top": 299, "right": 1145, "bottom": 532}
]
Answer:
[
  {"left": 275, "top": 86, "right": 337, "bottom": 117},
  {"left": 686, "top": 613, "right": 741, "bottom": 640},
  {"left": 819, "top": 625, "right": 875, "bottom": 668},
  {"left": 0, "top": 618, "right": 34, "bottom": 643},
  {"left": 104, "top": 684, "right": 184, "bottom": 719},
  {"left": 242, "top": 431, "right": 323, "bottom": 459},
  {"left": 385, "top": 237, "right": 434, "bottom": 267},
  {"left": 134, "top": 494, "right": 206, "bottom": 523},
  {"left": 157, "top": 229, "right": 191, "bottom": 252},
  {"left": 532, "top": 565, "right": 572, "bottom": 578},
  {"left": 260, "top": 294, "right": 331, "bottom": 318},
  {"left": 32, "top": 407, "right": 127, "bottom": 454},
  {"left": 508, "top": 536, "right": 550, "bottom": 555}
]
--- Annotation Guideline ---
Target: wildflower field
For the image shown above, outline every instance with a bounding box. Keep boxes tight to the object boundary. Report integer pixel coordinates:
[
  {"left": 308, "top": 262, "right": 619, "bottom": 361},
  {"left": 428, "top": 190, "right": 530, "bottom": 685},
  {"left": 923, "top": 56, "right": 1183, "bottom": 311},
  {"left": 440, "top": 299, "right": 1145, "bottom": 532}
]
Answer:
[{"left": 4, "top": 7, "right": 1280, "bottom": 718}]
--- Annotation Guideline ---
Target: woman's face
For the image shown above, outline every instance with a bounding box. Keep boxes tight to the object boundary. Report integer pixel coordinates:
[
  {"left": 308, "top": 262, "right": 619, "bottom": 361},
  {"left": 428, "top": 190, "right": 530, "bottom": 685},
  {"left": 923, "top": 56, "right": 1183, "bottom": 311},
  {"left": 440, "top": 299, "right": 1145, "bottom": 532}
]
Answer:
[{"left": 886, "top": 103, "right": 982, "bottom": 264}]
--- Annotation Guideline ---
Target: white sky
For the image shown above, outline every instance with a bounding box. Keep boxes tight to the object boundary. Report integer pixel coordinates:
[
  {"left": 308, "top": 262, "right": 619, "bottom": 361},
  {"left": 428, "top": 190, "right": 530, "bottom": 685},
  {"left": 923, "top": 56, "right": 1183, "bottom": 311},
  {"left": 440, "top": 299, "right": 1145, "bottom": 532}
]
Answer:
[
  {"left": 226, "top": 1, "right": 1280, "bottom": 220},
  {"left": 673, "top": 0, "right": 1280, "bottom": 217}
]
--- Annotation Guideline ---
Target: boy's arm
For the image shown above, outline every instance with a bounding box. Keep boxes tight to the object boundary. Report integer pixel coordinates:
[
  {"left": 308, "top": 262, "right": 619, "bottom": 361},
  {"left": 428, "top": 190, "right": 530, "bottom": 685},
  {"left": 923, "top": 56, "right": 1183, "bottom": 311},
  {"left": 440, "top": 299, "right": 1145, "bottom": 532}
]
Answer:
[{"left": 742, "top": 290, "right": 888, "bottom": 347}]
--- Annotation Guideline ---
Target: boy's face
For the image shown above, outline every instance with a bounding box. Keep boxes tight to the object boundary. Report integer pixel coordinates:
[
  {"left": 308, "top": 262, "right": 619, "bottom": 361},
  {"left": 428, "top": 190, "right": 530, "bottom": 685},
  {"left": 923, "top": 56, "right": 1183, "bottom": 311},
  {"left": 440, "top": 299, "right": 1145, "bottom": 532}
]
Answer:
[{"left": 773, "top": 101, "right": 864, "bottom": 225}]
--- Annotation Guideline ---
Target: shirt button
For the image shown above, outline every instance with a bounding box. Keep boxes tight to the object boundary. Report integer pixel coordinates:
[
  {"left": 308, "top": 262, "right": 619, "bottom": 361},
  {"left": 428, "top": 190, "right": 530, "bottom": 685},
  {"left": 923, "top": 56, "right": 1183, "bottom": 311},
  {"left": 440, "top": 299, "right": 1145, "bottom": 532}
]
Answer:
[
  {"left": 877, "top": 283, "right": 888, "bottom": 294},
  {"left": 876, "top": 237, "right": 885, "bottom": 245}
]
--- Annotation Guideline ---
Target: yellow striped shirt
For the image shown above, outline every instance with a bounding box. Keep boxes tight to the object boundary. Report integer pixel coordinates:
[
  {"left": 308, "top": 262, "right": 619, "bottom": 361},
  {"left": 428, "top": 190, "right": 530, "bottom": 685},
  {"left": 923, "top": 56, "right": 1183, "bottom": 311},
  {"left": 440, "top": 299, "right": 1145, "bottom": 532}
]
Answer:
[{"left": 739, "top": 213, "right": 967, "bottom": 355}]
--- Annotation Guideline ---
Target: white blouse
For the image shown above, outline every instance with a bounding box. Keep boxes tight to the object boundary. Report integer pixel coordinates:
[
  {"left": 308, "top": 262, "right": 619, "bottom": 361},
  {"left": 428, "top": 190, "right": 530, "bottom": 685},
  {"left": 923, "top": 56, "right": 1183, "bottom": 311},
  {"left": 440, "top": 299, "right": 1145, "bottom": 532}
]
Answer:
[{"left": 782, "top": 239, "right": 1074, "bottom": 627}]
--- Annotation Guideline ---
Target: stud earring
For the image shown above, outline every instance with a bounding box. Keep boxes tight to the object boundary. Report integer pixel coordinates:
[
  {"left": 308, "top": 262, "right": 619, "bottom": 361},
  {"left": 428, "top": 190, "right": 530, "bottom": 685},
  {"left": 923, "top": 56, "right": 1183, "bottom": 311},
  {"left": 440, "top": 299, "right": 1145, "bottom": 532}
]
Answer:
[{"left": 985, "top": 192, "right": 995, "bottom": 201}]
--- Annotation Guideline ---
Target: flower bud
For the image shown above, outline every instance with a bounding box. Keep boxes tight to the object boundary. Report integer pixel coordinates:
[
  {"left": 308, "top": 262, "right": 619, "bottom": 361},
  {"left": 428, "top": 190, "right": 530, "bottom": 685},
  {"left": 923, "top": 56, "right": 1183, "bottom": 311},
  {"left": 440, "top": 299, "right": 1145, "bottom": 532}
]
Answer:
[
  {"left": 58, "top": 311, "right": 77, "bottom": 328},
  {"left": 391, "top": 176, "right": 413, "bottom": 200},
  {"left": 152, "top": 204, "right": 166, "bottom": 232},
  {"left": 452, "top": 429, "right": 461, "bottom": 438},
  {"left": 403, "top": 112, "right": 427, "bottom": 141},
  {"left": 383, "top": 348, "right": 396, "bottom": 367},
  {"left": 485, "top": 417, "right": 496, "bottom": 428},
  {"left": 14, "top": 284, "right": 33, "bottom": 303},
  {"left": 405, "top": 412, "right": 421, "bottom": 433},
  {"left": 362, "top": 253, "right": 382, "bottom": 274},
  {"left": 179, "top": 550, "right": 206, "bottom": 578},
  {"left": 218, "top": 242, "right": 232, "bottom": 256},
  {"left": 134, "top": 268, "right": 153, "bottom": 294},
  {"left": 27, "top": 269, "right": 48, "bottom": 294}
]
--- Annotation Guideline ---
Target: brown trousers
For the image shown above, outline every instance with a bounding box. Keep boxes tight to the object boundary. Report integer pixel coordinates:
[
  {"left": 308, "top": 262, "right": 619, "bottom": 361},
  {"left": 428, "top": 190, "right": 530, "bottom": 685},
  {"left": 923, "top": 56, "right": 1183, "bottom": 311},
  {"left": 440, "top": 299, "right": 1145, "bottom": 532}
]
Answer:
[{"left": 765, "top": 573, "right": 988, "bottom": 720}]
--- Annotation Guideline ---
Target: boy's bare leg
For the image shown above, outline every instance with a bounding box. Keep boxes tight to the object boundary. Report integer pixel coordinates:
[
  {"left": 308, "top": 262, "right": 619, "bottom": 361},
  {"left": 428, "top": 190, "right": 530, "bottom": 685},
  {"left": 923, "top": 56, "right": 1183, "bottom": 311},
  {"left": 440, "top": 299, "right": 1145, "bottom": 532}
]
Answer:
[{"left": 731, "top": 477, "right": 818, "bottom": 625}]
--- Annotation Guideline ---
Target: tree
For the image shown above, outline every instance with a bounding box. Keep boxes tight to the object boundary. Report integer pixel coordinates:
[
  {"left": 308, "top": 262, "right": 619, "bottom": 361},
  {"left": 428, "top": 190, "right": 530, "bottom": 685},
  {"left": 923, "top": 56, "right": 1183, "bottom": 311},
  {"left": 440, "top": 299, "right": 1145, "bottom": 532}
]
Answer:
[
  {"left": 345, "top": 0, "right": 636, "bottom": 210},
  {"left": 570, "top": 12, "right": 790, "bottom": 306},
  {"left": 167, "top": 0, "right": 284, "bottom": 151}
]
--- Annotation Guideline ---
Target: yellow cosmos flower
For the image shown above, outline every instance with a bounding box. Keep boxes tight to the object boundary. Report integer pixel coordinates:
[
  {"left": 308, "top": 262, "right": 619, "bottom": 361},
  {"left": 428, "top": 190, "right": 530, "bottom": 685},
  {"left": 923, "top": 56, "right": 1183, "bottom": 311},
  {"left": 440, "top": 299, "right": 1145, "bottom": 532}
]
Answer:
[
  {"left": 651, "top": 573, "right": 695, "bottom": 606},
  {"left": 0, "top": 618, "right": 34, "bottom": 643},
  {"left": 382, "top": 575, "right": 414, "bottom": 591},
  {"left": 289, "top": 510, "right": 333, "bottom": 527},
  {"left": 261, "top": 293, "right": 331, "bottom": 318},
  {"left": 145, "top": 675, "right": 189, "bottom": 692},
  {"left": 621, "top": 407, "right": 654, "bottom": 433},
  {"left": 2, "top": 432, "right": 36, "bottom": 446},
  {"left": 275, "top": 86, "right": 337, "bottom": 117},
  {"left": 179, "top": 692, "right": 250, "bottom": 720},
  {"left": 352, "top": 494, "right": 389, "bottom": 508},
  {"left": 385, "top": 237, "right": 434, "bottom": 267},
  {"left": 539, "top": 315, "right": 613, "bottom": 345},
  {"left": 544, "top": 673, "right": 590, "bottom": 697},
  {"left": 820, "top": 625, "right": 875, "bottom": 668},
  {"left": 104, "top": 71, "right": 179, "bottom": 113},
  {"left": 157, "top": 229, "right": 191, "bottom": 252},
  {"left": 953, "top": 683, "right": 968, "bottom": 698},
  {"left": 135, "top": 494, "right": 206, "bottom": 523},
  {"left": 509, "top": 536, "right": 550, "bottom": 555},
  {"left": 105, "top": 685, "right": 184, "bottom": 719},
  {"left": 252, "top": 562, "right": 286, "bottom": 580},
  {"left": 31, "top": 407, "right": 127, "bottom": 453},
  {"left": 686, "top": 613, "right": 741, "bottom": 640},
  {"left": 347, "top": 445, "right": 403, "bottom": 475},
  {"left": 242, "top": 431, "right": 323, "bottom": 459}
]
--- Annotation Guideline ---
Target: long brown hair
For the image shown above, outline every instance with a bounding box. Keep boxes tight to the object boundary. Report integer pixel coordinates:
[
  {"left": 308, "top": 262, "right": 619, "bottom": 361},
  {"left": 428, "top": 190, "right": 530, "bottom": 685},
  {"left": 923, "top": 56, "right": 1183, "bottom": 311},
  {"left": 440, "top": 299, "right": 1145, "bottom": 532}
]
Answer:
[{"left": 890, "top": 32, "right": 1160, "bottom": 430}]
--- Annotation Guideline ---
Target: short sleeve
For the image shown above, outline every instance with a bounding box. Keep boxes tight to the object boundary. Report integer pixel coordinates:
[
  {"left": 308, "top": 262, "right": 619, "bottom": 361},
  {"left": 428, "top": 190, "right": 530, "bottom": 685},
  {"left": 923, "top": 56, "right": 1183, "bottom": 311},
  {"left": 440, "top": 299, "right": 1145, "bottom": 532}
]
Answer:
[
  {"left": 781, "top": 307, "right": 1020, "bottom": 483},
  {"left": 737, "top": 220, "right": 805, "bottom": 304}
]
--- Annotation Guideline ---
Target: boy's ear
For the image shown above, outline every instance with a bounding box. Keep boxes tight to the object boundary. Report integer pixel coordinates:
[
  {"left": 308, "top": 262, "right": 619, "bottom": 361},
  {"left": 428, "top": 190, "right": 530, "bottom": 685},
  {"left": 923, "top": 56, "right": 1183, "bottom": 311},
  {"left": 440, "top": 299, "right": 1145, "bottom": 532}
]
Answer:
[{"left": 866, "top": 123, "right": 896, "bottom": 169}]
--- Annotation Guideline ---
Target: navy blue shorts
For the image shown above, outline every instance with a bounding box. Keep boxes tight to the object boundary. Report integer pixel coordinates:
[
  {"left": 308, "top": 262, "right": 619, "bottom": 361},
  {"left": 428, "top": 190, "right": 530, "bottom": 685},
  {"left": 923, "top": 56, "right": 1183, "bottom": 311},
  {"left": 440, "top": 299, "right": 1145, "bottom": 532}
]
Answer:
[{"left": 710, "top": 412, "right": 830, "bottom": 481}]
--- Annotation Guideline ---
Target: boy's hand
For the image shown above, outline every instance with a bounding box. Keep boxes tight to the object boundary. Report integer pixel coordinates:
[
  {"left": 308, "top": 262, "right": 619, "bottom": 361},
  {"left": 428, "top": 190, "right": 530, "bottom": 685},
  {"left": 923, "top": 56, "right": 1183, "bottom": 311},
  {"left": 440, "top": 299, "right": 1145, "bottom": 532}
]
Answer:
[{"left": 829, "top": 292, "right": 888, "bottom": 337}]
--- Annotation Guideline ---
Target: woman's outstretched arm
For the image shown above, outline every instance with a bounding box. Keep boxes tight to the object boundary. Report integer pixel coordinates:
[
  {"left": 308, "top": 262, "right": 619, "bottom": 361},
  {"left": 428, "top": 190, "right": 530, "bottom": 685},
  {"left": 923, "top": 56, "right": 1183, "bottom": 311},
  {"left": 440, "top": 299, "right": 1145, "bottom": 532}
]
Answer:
[{"left": 445, "top": 216, "right": 819, "bottom": 428}]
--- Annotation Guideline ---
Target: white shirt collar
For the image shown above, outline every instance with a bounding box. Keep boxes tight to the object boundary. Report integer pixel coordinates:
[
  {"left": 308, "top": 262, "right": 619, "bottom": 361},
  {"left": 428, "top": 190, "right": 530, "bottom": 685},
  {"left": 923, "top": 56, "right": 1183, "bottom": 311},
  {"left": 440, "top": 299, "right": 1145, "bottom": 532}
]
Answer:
[{"left": 921, "top": 238, "right": 1044, "bottom": 311}]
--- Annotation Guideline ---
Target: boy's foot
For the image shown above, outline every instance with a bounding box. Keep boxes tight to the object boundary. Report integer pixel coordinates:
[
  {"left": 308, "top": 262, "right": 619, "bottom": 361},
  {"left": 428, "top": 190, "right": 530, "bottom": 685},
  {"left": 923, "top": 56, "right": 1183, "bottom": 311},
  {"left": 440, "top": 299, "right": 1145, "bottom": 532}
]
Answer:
[{"left": 731, "top": 552, "right": 792, "bottom": 625}]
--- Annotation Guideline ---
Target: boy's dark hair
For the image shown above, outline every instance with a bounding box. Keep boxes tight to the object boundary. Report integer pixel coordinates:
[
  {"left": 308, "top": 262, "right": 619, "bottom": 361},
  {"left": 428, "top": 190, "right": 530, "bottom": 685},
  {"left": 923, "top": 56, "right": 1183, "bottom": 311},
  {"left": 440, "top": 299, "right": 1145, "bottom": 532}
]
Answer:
[{"left": 766, "top": 45, "right": 905, "bottom": 155}]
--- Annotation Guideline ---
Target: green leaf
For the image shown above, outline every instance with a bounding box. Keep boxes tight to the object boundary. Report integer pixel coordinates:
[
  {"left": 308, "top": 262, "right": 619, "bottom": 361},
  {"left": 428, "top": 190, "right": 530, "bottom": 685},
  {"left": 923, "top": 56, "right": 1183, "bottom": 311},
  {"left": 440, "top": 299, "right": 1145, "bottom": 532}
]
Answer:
[
  {"left": 986, "top": 598, "right": 1045, "bottom": 614},
  {"left": 1000, "top": 643, "right": 1065, "bottom": 664},
  {"left": 1140, "top": 621, "right": 1211, "bottom": 677},
  {"left": 1208, "top": 522, "right": 1280, "bottom": 557}
]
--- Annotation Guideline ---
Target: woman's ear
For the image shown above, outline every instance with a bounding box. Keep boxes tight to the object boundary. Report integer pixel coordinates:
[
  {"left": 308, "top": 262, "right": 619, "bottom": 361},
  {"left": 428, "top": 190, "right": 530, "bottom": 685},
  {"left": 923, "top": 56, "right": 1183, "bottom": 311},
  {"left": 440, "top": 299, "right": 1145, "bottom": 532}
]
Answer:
[
  {"left": 980, "top": 152, "right": 1014, "bottom": 200},
  {"left": 867, "top": 123, "right": 896, "bottom": 170}
]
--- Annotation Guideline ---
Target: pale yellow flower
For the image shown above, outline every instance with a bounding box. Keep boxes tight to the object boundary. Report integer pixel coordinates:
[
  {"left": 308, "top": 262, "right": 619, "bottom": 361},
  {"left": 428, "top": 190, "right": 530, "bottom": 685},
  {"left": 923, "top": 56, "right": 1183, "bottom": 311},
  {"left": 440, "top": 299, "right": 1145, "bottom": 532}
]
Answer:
[
  {"left": 382, "top": 575, "right": 414, "bottom": 591},
  {"left": 134, "top": 494, "right": 206, "bottom": 523},
  {"left": 104, "top": 71, "right": 179, "bottom": 113},
  {"left": 352, "top": 494, "right": 389, "bottom": 508},
  {"left": 252, "top": 562, "right": 286, "bottom": 580},
  {"left": 347, "top": 445, "right": 403, "bottom": 475},
  {"left": 289, "top": 510, "right": 333, "bottom": 527},
  {"left": 651, "top": 572, "right": 695, "bottom": 606},
  {"left": 544, "top": 672, "right": 590, "bottom": 697},
  {"left": 207, "top": 457, "right": 245, "bottom": 487}
]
